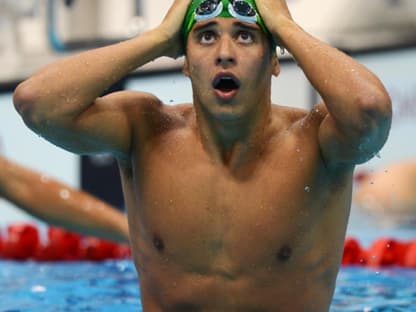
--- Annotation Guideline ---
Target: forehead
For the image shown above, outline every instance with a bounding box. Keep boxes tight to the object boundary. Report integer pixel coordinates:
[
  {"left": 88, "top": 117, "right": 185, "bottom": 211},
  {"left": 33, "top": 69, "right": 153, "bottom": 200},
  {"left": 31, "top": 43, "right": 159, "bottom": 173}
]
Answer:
[{"left": 191, "top": 17, "right": 261, "bottom": 32}]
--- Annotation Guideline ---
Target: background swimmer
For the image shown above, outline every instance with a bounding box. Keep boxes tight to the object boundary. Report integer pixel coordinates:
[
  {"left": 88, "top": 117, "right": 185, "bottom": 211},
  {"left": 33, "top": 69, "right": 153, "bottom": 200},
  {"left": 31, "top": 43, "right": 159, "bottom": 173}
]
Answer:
[
  {"left": 0, "top": 155, "right": 129, "bottom": 242},
  {"left": 354, "top": 159, "right": 416, "bottom": 226}
]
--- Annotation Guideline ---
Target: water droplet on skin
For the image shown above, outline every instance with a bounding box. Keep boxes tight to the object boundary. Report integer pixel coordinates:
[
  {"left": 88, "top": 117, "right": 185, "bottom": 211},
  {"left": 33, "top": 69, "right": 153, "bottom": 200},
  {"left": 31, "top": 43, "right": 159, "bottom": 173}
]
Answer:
[
  {"left": 40, "top": 175, "right": 50, "bottom": 183},
  {"left": 304, "top": 186, "right": 311, "bottom": 193},
  {"left": 59, "top": 189, "right": 71, "bottom": 200}
]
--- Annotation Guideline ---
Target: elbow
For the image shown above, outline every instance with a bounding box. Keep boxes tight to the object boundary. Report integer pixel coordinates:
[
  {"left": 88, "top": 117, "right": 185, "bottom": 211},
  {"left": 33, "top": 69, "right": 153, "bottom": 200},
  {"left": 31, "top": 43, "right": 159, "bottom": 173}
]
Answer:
[
  {"left": 354, "top": 87, "right": 392, "bottom": 135},
  {"left": 357, "top": 86, "right": 392, "bottom": 123},
  {"left": 13, "top": 80, "right": 45, "bottom": 129},
  {"left": 355, "top": 89, "right": 392, "bottom": 161},
  {"left": 14, "top": 81, "right": 36, "bottom": 117}
]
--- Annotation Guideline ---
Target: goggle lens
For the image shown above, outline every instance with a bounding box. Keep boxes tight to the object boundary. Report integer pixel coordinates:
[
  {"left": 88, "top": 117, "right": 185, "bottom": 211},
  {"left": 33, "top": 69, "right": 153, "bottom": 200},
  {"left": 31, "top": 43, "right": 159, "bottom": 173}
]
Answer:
[
  {"left": 196, "top": 0, "right": 221, "bottom": 15},
  {"left": 194, "top": 0, "right": 258, "bottom": 24},
  {"left": 232, "top": 0, "right": 256, "bottom": 17}
]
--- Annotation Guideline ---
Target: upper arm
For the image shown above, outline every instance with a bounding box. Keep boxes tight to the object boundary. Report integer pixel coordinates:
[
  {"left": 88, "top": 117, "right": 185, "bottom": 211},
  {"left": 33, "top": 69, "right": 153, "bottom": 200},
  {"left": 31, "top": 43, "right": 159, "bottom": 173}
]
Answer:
[
  {"left": 317, "top": 98, "right": 392, "bottom": 166},
  {"left": 39, "top": 90, "right": 162, "bottom": 161}
]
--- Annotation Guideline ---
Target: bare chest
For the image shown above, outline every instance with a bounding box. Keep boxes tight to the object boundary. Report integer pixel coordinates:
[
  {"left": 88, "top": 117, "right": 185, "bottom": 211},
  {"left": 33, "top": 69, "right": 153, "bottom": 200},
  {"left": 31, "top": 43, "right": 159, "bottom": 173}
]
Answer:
[{"left": 129, "top": 134, "right": 339, "bottom": 271}]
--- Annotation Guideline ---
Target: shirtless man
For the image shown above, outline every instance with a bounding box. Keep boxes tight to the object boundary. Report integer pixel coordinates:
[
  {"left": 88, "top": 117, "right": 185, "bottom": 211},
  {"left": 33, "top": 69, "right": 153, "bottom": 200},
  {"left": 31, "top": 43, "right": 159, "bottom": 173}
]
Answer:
[
  {"left": 0, "top": 155, "right": 129, "bottom": 242},
  {"left": 13, "top": 0, "right": 392, "bottom": 310}
]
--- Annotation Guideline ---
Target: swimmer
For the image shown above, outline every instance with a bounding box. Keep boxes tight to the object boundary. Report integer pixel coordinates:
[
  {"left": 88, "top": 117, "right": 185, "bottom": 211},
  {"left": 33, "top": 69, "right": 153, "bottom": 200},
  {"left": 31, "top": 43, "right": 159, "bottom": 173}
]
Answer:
[
  {"left": 0, "top": 155, "right": 129, "bottom": 242},
  {"left": 354, "top": 159, "right": 416, "bottom": 226},
  {"left": 13, "top": 0, "right": 392, "bottom": 310}
]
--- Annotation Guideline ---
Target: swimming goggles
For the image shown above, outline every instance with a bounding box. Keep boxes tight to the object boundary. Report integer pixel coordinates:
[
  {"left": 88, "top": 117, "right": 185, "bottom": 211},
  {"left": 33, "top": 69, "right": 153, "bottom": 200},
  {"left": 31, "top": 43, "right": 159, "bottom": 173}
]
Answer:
[{"left": 195, "top": 0, "right": 258, "bottom": 24}]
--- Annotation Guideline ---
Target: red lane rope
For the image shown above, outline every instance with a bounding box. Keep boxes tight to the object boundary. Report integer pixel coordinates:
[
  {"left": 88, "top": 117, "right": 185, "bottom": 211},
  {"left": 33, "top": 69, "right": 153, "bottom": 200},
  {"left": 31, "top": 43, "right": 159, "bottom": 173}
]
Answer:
[
  {"left": 0, "top": 223, "right": 415, "bottom": 267},
  {"left": 342, "top": 236, "right": 416, "bottom": 268},
  {"left": 0, "top": 223, "right": 130, "bottom": 261}
]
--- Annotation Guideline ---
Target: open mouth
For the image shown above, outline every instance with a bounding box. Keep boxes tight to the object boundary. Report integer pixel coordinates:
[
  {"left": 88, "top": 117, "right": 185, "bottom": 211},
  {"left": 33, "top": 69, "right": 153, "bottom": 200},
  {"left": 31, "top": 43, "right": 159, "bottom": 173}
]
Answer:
[{"left": 212, "top": 74, "right": 241, "bottom": 92}]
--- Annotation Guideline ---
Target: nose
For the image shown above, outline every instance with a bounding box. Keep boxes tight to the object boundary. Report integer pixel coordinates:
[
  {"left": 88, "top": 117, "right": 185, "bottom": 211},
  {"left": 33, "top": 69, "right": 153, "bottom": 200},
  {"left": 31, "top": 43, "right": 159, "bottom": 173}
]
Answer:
[{"left": 215, "top": 37, "right": 236, "bottom": 67}]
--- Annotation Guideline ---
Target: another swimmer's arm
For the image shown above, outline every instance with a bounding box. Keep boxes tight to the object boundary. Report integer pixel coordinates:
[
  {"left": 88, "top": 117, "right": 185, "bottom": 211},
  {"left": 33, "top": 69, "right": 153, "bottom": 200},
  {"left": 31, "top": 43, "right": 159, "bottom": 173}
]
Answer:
[
  {"left": 0, "top": 156, "right": 129, "bottom": 243},
  {"left": 13, "top": 0, "right": 191, "bottom": 158},
  {"left": 256, "top": 0, "right": 392, "bottom": 164}
]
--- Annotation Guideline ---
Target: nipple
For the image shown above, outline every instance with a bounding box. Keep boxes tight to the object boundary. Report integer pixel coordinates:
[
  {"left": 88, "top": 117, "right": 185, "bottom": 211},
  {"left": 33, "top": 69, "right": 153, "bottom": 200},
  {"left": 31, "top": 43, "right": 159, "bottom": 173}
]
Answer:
[
  {"left": 153, "top": 234, "right": 165, "bottom": 252},
  {"left": 277, "top": 245, "right": 292, "bottom": 262}
]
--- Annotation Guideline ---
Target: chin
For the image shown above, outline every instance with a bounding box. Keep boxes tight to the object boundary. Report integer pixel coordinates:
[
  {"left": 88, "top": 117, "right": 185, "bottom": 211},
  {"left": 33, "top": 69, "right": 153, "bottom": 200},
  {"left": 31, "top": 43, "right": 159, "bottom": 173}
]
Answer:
[{"left": 211, "top": 104, "right": 250, "bottom": 121}]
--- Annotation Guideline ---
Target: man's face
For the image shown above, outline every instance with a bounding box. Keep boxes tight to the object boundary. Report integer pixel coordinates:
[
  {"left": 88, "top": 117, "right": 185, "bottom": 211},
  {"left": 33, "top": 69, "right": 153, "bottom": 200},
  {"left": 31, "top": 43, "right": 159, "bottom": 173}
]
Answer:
[{"left": 183, "top": 17, "right": 280, "bottom": 119}]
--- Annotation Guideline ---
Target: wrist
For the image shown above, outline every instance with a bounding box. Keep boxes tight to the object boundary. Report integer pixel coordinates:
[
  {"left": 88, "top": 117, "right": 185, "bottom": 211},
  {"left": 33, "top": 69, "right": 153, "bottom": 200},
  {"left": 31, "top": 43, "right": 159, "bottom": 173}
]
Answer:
[
  {"left": 151, "top": 24, "right": 183, "bottom": 58},
  {"left": 268, "top": 16, "right": 298, "bottom": 47}
]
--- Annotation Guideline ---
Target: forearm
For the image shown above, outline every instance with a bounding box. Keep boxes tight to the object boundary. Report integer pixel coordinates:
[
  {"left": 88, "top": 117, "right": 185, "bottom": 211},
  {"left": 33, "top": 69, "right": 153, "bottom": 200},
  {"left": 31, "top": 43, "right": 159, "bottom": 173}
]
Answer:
[
  {"left": 13, "top": 27, "right": 170, "bottom": 124},
  {"left": 271, "top": 17, "right": 391, "bottom": 125},
  {"left": 0, "top": 157, "right": 129, "bottom": 242}
]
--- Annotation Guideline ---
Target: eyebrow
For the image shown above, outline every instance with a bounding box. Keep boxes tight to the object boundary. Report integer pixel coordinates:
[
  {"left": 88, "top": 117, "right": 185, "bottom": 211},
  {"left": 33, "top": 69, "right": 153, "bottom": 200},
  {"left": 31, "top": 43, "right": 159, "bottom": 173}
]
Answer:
[
  {"left": 192, "top": 20, "right": 261, "bottom": 33},
  {"left": 192, "top": 21, "right": 218, "bottom": 33},
  {"left": 232, "top": 21, "right": 261, "bottom": 32}
]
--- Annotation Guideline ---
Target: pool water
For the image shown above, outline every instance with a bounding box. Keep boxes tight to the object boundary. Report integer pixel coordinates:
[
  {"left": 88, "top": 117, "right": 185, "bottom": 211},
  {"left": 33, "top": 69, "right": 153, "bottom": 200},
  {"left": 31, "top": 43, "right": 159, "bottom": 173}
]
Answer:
[
  {"left": 0, "top": 260, "right": 415, "bottom": 312},
  {"left": 333, "top": 267, "right": 416, "bottom": 311},
  {"left": 0, "top": 260, "right": 141, "bottom": 312}
]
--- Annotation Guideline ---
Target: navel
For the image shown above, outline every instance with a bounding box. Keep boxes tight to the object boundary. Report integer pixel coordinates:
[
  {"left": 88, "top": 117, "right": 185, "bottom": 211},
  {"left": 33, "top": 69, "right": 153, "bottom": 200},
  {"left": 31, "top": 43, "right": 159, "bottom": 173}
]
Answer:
[
  {"left": 153, "top": 234, "right": 165, "bottom": 252},
  {"left": 277, "top": 245, "right": 292, "bottom": 262}
]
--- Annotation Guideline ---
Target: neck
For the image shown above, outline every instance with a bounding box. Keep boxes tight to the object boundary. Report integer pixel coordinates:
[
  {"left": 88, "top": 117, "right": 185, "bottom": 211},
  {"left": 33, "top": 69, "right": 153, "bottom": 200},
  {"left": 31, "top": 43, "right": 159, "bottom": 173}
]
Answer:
[{"left": 194, "top": 101, "right": 273, "bottom": 170}]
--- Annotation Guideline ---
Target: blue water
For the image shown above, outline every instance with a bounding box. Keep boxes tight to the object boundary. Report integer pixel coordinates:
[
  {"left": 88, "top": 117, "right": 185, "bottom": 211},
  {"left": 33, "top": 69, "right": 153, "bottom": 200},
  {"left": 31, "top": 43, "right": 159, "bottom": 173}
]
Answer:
[
  {"left": 0, "top": 260, "right": 141, "bottom": 312},
  {"left": 0, "top": 260, "right": 415, "bottom": 312}
]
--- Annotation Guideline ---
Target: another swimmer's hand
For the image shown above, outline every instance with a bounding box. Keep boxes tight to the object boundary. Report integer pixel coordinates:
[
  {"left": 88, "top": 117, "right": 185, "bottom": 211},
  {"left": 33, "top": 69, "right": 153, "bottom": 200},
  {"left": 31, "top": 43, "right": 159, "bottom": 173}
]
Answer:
[{"left": 157, "top": 0, "right": 192, "bottom": 58}]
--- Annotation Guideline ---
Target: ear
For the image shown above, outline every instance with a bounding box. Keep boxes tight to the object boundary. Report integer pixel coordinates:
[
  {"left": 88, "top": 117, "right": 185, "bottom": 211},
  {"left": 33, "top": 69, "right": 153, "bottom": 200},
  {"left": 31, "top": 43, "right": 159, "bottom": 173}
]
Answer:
[
  {"left": 182, "top": 57, "right": 190, "bottom": 77},
  {"left": 271, "top": 52, "right": 280, "bottom": 77}
]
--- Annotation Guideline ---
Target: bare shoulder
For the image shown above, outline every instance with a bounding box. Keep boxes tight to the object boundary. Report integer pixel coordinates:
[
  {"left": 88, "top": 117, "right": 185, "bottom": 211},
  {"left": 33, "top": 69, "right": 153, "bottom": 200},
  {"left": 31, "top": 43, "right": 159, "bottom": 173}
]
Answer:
[
  {"left": 270, "top": 104, "right": 309, "bottom": 127},
  {"left": 163, "top": 103, "right": 194, "bottom": 119},
  {"left": 271, "top": 103, "right": 329, "bottom": 130},
  {"left": 96, "top": 91, "right": 193, "bottom": 124},
  {"left": 96, "top": 90, "right": 163, "bottom": 114}
]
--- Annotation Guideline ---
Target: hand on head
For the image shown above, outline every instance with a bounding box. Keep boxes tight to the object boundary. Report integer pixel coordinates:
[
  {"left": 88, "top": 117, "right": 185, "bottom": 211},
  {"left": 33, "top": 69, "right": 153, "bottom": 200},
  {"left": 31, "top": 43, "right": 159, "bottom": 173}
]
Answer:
[
  {"left": 254, "top": 0, "right": 292, "bottom": 24},
  {"left": 254, "top": 0, "right": 292, "bottom": 48},
  {"left": 158, "top": 0, "right": 193, "bottom": 58}
]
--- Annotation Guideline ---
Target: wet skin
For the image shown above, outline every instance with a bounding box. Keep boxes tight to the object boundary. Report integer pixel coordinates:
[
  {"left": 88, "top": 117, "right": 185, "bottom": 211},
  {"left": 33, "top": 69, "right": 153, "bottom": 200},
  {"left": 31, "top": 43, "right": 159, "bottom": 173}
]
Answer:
[
  {"left": 117, "top": 19, "right": 355, "bottom": 312},
  {"left": 120, "top": 105, "right": 353, "bottom": 312},
  {"left": 13, "top": 6, "right": 391, "bottom": 310}
]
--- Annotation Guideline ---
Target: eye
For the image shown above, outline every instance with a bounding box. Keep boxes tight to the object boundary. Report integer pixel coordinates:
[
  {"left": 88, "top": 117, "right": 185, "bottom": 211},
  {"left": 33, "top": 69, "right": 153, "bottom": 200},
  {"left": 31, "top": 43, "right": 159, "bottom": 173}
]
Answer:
[
  {"left": 199, "top": 31, "right": 216, "bottom": 44},
  {"left": 237, "top": 31, "right": 254, "bottom": 44}
]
